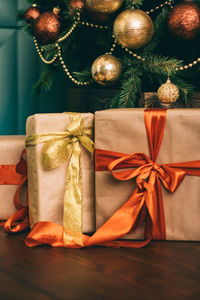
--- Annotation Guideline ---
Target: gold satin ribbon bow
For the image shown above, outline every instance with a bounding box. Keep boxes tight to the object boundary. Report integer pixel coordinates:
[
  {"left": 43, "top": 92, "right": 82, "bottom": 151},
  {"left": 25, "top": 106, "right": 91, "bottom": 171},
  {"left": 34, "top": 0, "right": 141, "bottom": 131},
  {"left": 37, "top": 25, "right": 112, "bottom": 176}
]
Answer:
[{"left": 26, "top": 113, "right": 94, "bottom": 246}]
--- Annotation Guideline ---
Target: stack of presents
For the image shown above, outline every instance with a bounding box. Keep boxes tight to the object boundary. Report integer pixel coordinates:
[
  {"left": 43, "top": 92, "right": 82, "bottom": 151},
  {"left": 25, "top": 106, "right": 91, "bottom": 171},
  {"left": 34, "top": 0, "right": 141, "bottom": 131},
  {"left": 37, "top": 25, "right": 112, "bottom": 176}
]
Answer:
[{"left": 1, "top": 108, "right": 200, "bottom": 248}]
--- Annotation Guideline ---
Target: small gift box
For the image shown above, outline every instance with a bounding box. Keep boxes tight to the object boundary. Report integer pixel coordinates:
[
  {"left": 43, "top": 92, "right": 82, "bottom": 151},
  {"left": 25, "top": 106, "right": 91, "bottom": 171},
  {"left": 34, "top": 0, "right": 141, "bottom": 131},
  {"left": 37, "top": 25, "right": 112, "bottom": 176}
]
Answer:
[
  {"left": 0, "top": 136, "right": 27, "bottom": 221},
  {"left": 26, "top": 113, "right": 95, "bottom": 246},
  {"left": 94, "top": 108, "right": 200, "bottom": 246}
]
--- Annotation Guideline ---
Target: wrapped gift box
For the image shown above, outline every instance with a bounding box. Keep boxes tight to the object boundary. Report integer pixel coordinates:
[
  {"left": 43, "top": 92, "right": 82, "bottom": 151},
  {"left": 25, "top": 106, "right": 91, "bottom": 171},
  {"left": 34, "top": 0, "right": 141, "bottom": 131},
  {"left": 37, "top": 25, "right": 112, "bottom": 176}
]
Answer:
[
  {"left": 26, "top": 113, "right": 95, "bottom": 234},
  {"left": 0, "top": 135, "right": 26, "bottom": 220},
  {"left": 95, "top": 109, "right": 200, "bottom": 241}
]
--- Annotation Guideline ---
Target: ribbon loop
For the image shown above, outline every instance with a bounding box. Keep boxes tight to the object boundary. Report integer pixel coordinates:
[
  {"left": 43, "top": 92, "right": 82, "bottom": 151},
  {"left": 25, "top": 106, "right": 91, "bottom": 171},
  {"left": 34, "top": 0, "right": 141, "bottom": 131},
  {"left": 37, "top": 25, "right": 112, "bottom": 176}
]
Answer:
[{"left": 3, "top": 150, "right": 29, "bottom": 233}]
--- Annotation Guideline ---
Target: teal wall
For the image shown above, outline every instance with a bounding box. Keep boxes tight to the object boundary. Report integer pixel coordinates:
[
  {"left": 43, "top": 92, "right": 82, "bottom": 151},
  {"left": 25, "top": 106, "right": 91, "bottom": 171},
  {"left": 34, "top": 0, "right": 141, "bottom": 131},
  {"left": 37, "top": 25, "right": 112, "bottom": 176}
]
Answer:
[{"left": 0, "top": 0, "right": 68, "bottom": 135}]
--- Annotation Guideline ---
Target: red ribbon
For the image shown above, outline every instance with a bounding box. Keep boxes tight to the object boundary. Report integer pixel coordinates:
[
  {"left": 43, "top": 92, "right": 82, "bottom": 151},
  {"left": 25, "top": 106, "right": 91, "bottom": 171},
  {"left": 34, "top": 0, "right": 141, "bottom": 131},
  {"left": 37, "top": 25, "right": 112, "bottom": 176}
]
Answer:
[
  {"left": 25, "top": 109, "right": 200, "bottom": 248},
  {"left": 2, "top": 149, "right": 29, "bottom": 233}
]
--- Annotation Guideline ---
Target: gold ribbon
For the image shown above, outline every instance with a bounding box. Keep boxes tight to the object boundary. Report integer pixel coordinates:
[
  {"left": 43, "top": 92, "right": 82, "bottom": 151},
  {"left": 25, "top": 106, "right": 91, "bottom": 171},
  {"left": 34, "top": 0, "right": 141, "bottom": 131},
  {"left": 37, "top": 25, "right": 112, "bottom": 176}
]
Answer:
[{"left": 26, "top": 113, "right": 94, "bottom": 246}]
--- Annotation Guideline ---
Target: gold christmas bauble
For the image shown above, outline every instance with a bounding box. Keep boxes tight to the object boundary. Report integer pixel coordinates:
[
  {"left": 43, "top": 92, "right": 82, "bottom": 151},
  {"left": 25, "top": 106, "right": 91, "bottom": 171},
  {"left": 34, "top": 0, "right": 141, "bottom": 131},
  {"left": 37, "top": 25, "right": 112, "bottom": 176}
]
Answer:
[
  {"left": 157, "top": 79, "right": 179, "bottom": 103},
  {"left": 86, "top": 0, "right": 124, "bottom": 14},
  {"left": 91, "top": 54, "right": 122, "bottom": 86},
  {"left": 113, "top": 9, "right": 154, "bottom": 49}
]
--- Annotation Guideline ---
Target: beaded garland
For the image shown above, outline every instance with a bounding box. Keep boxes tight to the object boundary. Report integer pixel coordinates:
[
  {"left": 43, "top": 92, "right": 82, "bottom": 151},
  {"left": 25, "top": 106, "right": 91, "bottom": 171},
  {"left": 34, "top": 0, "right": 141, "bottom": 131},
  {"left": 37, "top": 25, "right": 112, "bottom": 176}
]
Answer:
[{"left": 32, "top": 1, "right": 200, "bottom": 86}]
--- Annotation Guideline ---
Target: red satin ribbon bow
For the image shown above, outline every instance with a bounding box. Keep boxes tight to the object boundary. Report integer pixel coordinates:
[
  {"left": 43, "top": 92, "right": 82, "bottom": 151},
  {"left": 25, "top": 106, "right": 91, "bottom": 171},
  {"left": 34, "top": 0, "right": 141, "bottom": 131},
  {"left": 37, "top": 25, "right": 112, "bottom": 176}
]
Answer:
[
  {"left": 25, "top": 109, "right": 200, "bottom": 248},
  {"left": 88, "top": 109, "right": 200, "bottom": 247},
  {"left": 3, "top": 149, "right": 29, "bottom": 233}
]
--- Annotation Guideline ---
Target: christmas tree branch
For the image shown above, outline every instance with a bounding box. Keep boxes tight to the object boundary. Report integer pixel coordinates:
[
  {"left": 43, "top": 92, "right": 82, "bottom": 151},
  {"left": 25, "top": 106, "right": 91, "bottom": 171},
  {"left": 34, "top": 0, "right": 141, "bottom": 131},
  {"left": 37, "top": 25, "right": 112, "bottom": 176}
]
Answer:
[
  {"left": 171, "top": 76, "right": 195, "bottom": 103},
  {"left": 125, "top": 0, "right": 144, "bottom": 9},
  {"left": 73, "top": 67, "right": 92, "bottom": 81},
  {"left": 20, "top": 0, "right": 200, "bottom": 106},
  {"left": 141, "top": 6, "right": 170, "bottom": 56},
  {"left": 31, "top": 65, "right": 56, "bottom": 95},
  {"left": 143, "top": 55, "right": 183, "bottom": 76},
  {"left": 110, "top": 66, "right": 142, "bottom": 108}
]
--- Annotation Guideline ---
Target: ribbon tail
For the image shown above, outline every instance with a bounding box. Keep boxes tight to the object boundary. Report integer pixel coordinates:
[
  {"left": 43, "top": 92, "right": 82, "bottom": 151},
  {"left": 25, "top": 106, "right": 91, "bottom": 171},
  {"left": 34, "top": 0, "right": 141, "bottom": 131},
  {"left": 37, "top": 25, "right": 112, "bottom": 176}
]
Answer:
[
  {"left": 25, "top": 222, "right": 89, "bottom": 248},
  {"left": 153, "top": 177, "right": 166, "bottom": 239},
  {"left": 4, "top": 174, "right": 29, "bottom": 233},
  {"left": 144, "top": 174, "right": 166, "bottom": 240},
  {"left": 4, "top": 206, "right": 29, "bottom": 233},
  {"left": 85, "top": 188, "right": 148, "bottom": 248},
  {"left": 25, "top": 222, "right": 66, "bottom": 247},
  {"left": 63, "top": 142, "right": 83, "bottom": 247},
  {"left": 103, "top": 237, "right": 151, "bottom": 248}
]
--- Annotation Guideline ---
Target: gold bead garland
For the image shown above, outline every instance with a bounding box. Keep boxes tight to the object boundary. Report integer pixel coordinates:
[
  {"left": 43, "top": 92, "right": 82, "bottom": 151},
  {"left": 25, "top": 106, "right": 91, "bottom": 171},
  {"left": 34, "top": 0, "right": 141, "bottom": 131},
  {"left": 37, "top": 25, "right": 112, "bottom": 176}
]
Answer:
[
  {"left": 33, "top": 37, "right": 58, "bottom": 64},
  {"left": 57, "top": 20, "right": 78, "bottom": 43},
  {"left": 33, "top": 11, "right": 108, "bottom": 85},
  {"left": 115, "top": 36, "right": 200, "bottom": 72},
  {"left": 106, "top": 39, "right": 117, "bottom": 55},
  {"left": 33, "top": 2, "right": 200, "bottom": 87},
  {"left": 146, "top": 0, "right": 173, "bottom": 14},
  {"left": 76, "top": 12, "right": 108, "bottom": 29},
  {"left": 56, "top": 44, "right": 92, "bottom": 86},
  {"left": 175, "top": 58, "right": 200, "bottom": 71},
  {"left": 80, "top": 20, "right": 108, "bottom": 29},
  {"left": 120, "top": 43, "right": 146, "bottom": 61}
]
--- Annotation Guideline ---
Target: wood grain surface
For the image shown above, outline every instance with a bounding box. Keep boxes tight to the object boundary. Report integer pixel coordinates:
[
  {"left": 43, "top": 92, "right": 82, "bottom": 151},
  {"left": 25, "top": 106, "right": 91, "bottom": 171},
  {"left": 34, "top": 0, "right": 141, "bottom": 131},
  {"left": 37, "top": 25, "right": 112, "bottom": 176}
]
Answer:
[{"left": 0, "top": 228, "right": 200, "bottom": 300}]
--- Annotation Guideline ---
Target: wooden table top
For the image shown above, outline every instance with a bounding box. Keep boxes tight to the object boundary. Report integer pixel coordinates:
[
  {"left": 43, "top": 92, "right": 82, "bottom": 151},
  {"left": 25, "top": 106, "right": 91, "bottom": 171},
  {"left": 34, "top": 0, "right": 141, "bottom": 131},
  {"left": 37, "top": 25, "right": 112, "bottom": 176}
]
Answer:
[{"left": 0, "top": 228, "right": 200, "bottom": 300}]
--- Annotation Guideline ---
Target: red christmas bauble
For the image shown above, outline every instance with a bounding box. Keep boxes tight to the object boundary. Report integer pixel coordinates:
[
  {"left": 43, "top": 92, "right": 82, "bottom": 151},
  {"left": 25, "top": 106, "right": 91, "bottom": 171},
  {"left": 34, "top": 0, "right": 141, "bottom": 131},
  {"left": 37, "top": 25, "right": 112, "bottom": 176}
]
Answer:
[
  {"left": 69, "top": 0, "right": 85, "bottom": 12},
  {"left": 24, "top": 6, "right": 40, "bottom": 23},
  {"left": 33, "top": 12, "right": 61, "bottom": 44},
  {"left": 168, "top": 2, "right": 200, "bottom": 40}
]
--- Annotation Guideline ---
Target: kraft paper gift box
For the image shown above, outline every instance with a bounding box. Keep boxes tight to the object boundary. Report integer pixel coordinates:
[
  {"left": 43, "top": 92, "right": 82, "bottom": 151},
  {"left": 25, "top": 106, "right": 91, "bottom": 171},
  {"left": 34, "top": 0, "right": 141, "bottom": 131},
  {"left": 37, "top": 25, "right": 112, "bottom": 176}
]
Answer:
[
  {"left": 0, "top": 136, "right": 26, "bottom": 221},
  {"left": 26, "top": 113, "right": 95, "bottom": 235},
  {"left": 95, "top": 108, "right": 200, "bottom": 241}
]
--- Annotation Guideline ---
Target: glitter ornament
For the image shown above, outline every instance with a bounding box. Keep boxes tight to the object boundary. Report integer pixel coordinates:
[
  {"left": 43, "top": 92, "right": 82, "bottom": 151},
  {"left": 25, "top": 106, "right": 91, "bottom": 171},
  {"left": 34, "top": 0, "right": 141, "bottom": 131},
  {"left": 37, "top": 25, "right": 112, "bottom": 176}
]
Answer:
[
  {"left": 68, "top": 0, "right": 85, "bottom": 12},
  {"left": 86, "top": 0, "right": 124, "bottom": 14},
  {"left": 113, "top": 9, "right": 154, "bottom": 49},
  {"left": 168, "top": 1, "right": 200, "bottom": 40},
  {"left": 91, "top": 54, "right": 122, "bottom": 86},
  {"left": 157, "top": 78, "right": 179, "bottom": 104},
  {"left": 33, "top": 8, "right": 61, "bottom": 44},
  {"left": 85, "top": 2, "right": 110, "bottom": 23},
  {"left": 24, "top": 4, "right": 40, "bottom": 23}
]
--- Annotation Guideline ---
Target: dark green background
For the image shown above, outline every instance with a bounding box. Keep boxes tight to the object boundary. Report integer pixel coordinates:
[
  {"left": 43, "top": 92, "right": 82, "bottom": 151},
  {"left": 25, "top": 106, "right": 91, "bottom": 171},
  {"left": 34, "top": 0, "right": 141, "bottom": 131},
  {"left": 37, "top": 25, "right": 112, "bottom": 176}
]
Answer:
[{"left": 0, "top": 0, "right": 68, "bottom": 134}]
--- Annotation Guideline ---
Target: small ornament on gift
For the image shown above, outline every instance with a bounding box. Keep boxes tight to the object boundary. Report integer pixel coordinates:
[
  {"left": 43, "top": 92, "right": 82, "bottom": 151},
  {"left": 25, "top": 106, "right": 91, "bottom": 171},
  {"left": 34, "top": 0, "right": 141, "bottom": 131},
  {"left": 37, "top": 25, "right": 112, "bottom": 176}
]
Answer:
[{"left": 157, "top": 78, "right": 179, "bottom": 106}]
